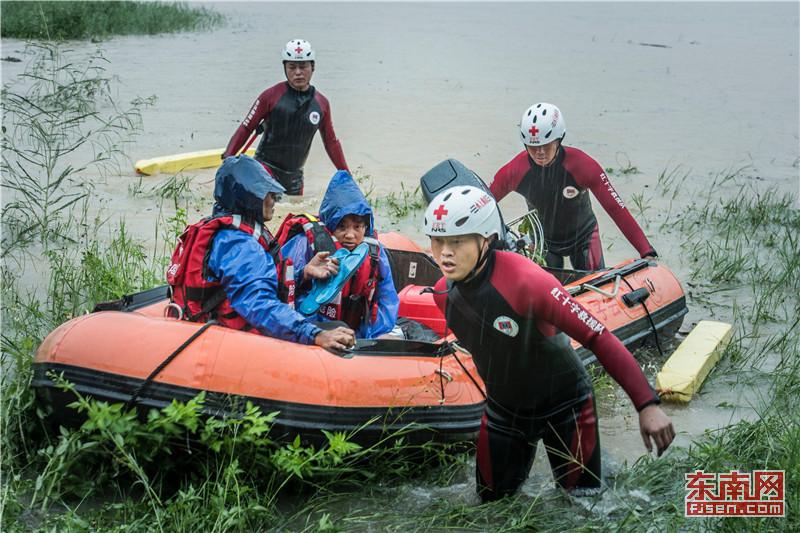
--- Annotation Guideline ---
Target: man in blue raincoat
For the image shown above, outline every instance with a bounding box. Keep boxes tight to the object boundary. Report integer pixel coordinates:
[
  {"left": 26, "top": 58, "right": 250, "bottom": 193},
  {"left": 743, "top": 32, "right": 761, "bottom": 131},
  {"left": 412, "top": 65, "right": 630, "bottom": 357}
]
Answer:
[
  {"left": 168, "top": 155, "right": 355, "bottom": 350},
  {"left": 281, "top": 171, "right": 400, "bottom": 338}
]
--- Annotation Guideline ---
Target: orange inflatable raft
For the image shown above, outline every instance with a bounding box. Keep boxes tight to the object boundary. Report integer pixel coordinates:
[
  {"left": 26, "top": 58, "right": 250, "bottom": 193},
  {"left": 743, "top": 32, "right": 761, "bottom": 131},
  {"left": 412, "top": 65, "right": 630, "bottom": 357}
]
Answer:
[{"left": 33, "top": 232, "right": 687, "bottom": 445}]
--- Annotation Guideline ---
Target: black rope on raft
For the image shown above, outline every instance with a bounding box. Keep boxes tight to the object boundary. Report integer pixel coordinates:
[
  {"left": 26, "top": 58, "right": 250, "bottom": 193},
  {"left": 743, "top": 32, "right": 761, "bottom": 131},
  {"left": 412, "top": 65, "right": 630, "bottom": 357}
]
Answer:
[
  {"left": 438, "top": 350, "right": 445, "bottom": 404},
  {"left": 125, "top": 320, "right": 217, "bottom": 411},
  {"left": 621, "top": 277, "right": 664, "bottom": 358},
  {"left": 436, "top": 340, "right": 486, "bottom": 400}
]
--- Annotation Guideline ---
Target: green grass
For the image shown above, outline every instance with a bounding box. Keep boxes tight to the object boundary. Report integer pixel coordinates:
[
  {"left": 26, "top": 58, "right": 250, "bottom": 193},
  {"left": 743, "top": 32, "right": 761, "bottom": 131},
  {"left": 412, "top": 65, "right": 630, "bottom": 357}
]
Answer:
[
  {"left": 605, "top": 152, "right": 640, "bottom": 176},
  {"left": 1, "top": 1, "right": 223, "bottom": 40}
]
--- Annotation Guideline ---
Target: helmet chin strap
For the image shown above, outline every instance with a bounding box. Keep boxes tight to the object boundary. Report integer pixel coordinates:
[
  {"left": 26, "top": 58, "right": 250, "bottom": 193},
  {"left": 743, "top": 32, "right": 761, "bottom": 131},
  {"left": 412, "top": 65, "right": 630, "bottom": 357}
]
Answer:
[
  {"left": 421, "top": 235, "right": 494, "bottom": 295},
  {"left": 460, "top": 235, "right": 492, "bottom": 285}
]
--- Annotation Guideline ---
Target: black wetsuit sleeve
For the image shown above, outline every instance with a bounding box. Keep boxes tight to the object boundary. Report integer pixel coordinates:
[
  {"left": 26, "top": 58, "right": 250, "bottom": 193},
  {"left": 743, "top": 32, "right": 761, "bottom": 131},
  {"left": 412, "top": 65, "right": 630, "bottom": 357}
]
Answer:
[{"left": 489, "top": 151, "right": 529, "bottom": 202}]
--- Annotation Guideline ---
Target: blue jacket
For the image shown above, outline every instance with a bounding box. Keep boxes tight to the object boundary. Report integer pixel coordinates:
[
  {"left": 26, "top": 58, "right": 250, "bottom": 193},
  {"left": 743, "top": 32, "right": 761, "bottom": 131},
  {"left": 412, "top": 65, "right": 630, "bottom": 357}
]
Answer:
[
  {"left": 204, "top": 155, "right": 320, "bottom": 344},
  {"left": 281, "top": 171, "right": 399, "bottom": 338}
]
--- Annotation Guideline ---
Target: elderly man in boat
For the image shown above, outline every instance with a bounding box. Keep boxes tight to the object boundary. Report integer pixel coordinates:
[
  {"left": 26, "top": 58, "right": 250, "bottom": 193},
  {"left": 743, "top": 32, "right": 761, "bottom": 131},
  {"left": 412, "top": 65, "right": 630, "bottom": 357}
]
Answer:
[
  {"left": 280, "top": 171, "right": 401, "bottom": 339},
  {"left": 166, "top": 155, "right": 356, "bottom": 350}
]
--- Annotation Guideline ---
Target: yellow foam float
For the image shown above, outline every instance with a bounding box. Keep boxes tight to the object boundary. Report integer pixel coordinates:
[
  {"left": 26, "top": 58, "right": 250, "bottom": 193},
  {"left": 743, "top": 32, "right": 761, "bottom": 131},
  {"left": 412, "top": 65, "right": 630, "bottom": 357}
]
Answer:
[
  {"left": 656, "top": 320, "right": 733, "bottom": 403},
  {"left": 134, "top": 147, "right": 256, "bottom": 176}
]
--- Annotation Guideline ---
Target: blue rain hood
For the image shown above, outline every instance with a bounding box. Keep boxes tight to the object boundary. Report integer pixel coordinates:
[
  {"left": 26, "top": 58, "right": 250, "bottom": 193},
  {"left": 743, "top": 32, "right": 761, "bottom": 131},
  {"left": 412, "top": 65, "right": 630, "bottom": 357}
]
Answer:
[
  {"left": 319, "top": 171, "right": 375, "bottom": 236},
  {"left": 213, "top": 155, "right": 285, "bottom": 223}
]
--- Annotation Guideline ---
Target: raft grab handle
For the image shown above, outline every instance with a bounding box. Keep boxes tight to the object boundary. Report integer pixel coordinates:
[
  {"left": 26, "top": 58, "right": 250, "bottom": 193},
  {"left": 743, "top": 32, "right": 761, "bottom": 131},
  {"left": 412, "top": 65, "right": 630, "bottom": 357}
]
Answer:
[{"left": 578, "top": 275, "right": 621, "bottom": 299}]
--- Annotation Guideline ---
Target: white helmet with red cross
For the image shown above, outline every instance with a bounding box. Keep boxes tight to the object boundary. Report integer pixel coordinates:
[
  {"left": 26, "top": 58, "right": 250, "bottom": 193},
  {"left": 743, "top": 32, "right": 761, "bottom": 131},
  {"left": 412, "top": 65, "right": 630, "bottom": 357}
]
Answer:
[
  {"left": 282, "top": 39, "right": 315, "bottom": 62},
  {"left": 423, "top": 186, "right": 502, "bottom": 239},
  {"left": 519, "top": 103, "right": 566, "bottom": 146}
]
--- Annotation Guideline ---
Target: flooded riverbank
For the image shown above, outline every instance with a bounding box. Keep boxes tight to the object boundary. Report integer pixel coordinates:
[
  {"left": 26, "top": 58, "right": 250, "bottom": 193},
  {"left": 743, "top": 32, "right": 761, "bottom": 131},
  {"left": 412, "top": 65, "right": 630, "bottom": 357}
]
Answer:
[{"left": 2, "top": 2, "right": 798, "bottom": 529}]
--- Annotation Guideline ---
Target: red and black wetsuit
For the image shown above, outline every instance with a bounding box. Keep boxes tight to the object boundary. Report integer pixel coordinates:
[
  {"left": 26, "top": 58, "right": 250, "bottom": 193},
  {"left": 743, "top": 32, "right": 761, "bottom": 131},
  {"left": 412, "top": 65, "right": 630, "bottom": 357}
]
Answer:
[
  {"left": 433, "top": 249, "right": 659, "bottom": 500},
  {"left": 490, "top": 147, "right": 656, "bottom": 270},
  {"left": 223, "top": 82, "right": 349, "bottom": 195}
]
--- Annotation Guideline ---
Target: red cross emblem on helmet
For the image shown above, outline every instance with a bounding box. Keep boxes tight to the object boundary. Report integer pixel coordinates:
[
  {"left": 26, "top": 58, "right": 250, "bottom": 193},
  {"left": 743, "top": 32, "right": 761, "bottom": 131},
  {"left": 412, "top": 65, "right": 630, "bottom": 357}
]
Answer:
[
  {"left": 294, "top": 46, "right": 303, "bottom": 54},
  {"left": 433, "top": 204, "right": 449, "bottom": 220},
  {"left": 528, "top": 125, "right": 539, "bottom": 136}
]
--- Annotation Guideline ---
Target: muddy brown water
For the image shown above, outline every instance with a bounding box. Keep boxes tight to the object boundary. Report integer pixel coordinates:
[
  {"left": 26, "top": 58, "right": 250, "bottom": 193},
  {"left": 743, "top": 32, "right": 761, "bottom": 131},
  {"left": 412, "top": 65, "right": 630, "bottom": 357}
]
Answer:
[{"left": 2, "top": 1, "right": 798, "bottom": 508}]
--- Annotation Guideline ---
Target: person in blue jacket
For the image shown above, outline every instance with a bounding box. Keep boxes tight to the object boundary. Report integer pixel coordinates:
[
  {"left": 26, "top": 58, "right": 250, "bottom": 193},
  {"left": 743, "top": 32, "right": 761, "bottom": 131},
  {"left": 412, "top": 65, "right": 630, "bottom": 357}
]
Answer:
[
  {"left": 179, "top": 155, "right": 355, "bottom": 350},
  {"left": 281, "top": 171, "right": 400, "bottom": 338}
]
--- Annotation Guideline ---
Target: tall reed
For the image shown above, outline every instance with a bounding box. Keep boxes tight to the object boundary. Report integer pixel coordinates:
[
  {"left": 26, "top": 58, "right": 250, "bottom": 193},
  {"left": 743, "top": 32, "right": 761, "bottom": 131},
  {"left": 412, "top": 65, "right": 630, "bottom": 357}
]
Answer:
[
  {"left": 1, "top": 42, "right": 153, "bottom": 253},
  {"left": 1, "top": 1, "right": 222, "bottom": 40}
]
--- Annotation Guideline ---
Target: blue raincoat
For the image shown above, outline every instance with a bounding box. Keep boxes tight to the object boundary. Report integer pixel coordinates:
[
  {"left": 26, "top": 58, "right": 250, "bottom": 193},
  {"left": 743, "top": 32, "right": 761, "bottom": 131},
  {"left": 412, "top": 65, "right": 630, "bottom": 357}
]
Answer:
[
  {"left": 206, "top": 156, "right": 321, "bottom": 344},
  {"left": 281, "top": 171, "right": 399, "bottom": 338}
]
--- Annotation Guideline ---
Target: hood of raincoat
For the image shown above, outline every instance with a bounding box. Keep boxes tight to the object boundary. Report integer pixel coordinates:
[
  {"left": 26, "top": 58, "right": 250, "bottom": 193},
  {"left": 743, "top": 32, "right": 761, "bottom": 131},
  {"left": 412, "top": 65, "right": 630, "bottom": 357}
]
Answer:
[
  {"left": 319, "top": 171, "right": 375, "bottom": 236},
  {"left": 212, "top": 155, "right": 285, "bottom": 224}
]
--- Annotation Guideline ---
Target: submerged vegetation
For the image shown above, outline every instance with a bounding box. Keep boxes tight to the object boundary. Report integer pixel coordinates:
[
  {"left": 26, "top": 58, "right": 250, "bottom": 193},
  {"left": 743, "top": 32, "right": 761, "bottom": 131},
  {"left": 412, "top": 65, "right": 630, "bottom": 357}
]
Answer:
[
  {"left": 356, "top": 172, "right": 427, "bottom": 220},
  {"left": 1, "top": 1, "right": 223, "bottom": 40},
  {"left": 1, "top": 44, "right": 798, "bottom": 531},
  {"left": 1, "top": 42, "right": 155, "bottom": 254}
]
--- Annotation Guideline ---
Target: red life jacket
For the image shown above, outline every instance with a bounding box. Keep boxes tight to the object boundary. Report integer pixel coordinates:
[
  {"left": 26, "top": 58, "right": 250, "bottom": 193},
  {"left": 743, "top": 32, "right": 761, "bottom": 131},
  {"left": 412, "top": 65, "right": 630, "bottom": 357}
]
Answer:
[
  {"left": 166, "top": 214, "right": 273, "bottom": 331},
  {"left": 273, "top": 213, "right": 382, "bottom": 330},
  {"left": 270, "top": 213, "right": 337, "bottom": 302},
  {"left": 272, "top": 212, "right": 338, "bottom": 255}
]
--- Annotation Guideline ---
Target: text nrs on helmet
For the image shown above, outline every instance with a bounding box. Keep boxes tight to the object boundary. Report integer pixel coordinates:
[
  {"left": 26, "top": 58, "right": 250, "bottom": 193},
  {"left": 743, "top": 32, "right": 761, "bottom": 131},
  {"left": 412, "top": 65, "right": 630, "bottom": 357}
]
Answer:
[
  {"left": 520, "top": 102, "right": 565, "bottom": 146},
  {"left": 282, "top": 39, "right": 315, "bottom": 62},
  {"left": 423, "top": 186, "right": 503, "bottom": 240}
]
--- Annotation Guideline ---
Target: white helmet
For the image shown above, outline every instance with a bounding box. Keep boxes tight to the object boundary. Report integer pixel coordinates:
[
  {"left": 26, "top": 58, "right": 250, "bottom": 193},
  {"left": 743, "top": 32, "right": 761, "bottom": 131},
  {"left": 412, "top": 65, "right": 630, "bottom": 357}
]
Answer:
[
  {"left": 423, "top": 186, "right": 503, "bottom": 239},
  {"left": 519, "top": 103, "right": 566, "bottom": 146},
  {"left": 282, "top": 39, "right": 315, "bottom": 62}
]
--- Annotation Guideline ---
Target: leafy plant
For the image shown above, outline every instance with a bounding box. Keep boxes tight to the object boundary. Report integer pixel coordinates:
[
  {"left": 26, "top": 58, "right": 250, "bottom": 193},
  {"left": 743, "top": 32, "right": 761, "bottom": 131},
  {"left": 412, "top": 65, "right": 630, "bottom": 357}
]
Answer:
[
  {"left": 375, "top": 183, "right": 426, "bottom": 219},
  {"left": 629, "top": 191, "right": 650, "bottom": 224},
  {"left": 353, "top": 171, "right": 376, "bottom": 200},
  {"left": 151, "top": 174, "right": 195, "bottom": 208}
]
